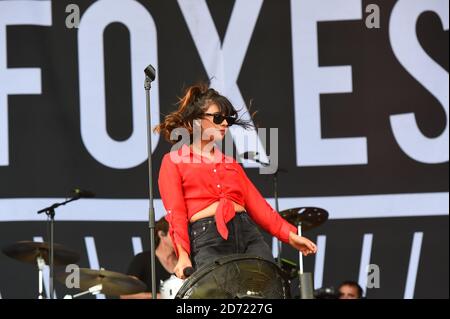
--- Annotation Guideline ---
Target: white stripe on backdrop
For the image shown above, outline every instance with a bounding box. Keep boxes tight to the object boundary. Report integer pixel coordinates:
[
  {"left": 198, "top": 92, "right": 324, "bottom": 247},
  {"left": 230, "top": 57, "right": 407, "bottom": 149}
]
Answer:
[{"left": 0, "top": 192, "right": 448, "bottom": 222}]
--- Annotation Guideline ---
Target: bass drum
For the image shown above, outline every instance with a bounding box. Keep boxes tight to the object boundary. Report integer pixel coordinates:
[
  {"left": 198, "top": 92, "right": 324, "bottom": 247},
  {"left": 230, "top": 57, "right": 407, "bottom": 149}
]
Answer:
[{"left": 175, "top": 254, "right": 291, "bottom": 299}]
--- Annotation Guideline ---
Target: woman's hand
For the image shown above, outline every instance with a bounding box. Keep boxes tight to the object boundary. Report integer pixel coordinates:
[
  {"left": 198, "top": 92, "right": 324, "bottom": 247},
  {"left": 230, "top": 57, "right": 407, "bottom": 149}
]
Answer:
[
  {"left": 173, "top": 252, "right": 192, "bottom": 279},
  {"left": 288, "top": 232, "right": 317, "bottom": 256}
]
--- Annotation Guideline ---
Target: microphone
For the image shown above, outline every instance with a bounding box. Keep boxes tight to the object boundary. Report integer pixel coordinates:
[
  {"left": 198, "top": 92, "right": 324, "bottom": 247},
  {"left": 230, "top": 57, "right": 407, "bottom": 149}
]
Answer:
[
  {"left": 144, "top": 65, "right": 156, "bottom": 81},
  {"left": 37, "top": 188, "right": 95, "bottom": 214},
  {"left": 72, "top": 188, "right": 96, "bottom": 198},
  {"left": 183, "top": 267, "right": 195, "bottom": 278}
]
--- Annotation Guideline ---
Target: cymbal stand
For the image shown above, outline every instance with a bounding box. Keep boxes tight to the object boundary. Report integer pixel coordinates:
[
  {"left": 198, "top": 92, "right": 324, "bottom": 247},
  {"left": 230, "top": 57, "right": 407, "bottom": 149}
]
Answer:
[
  {"left": 297, "top": 221, "right": 313, "bottom": 299},
  {"left": 37, "top": 255, "right": 45, "bottom": 299}
]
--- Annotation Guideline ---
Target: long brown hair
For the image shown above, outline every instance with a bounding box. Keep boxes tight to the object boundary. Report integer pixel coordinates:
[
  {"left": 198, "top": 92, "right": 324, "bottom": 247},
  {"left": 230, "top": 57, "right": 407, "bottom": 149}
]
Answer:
[{"left": 154, "top": 83, "right": 255, "bottom": 143}]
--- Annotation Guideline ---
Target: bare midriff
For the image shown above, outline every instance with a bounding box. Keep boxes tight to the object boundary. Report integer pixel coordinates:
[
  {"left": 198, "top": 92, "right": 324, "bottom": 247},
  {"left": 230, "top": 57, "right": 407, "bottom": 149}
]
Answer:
[{"left": 189, "top": 200, "right": 246, "bottom": 223}]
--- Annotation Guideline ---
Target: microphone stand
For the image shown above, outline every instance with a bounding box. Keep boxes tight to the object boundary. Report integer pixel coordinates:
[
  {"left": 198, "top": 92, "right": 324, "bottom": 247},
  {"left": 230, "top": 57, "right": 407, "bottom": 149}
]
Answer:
[
  {"left": 241, "top": 154, "right": 283, "bottom": 268},
  {"left": 272, "top": 168, "right": 283, "bottom": 268},
  {"left": 36, "top": 195, "right": 83, "bottom": 299},
  {"left": 143, "top": 64, "right": 157, "bottom": 299}
]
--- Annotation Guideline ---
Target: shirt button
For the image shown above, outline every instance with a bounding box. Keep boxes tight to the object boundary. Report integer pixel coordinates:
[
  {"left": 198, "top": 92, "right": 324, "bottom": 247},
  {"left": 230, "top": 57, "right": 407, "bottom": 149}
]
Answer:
[
  {"left": 217, "top": 184, "right": 221, "bottom": 188},
  {"left": 213, "top": 169, "right": 217, "bottom": 173}
]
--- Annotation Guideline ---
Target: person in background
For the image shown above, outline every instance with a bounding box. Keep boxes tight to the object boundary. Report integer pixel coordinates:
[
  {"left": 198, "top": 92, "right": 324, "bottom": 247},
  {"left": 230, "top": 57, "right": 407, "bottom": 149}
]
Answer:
[
  {"left": 338, "top": 281, "right": 364, "bottom": 299},
  {"left": 120, "top": 217, "right": 177, "bottom": 299}
]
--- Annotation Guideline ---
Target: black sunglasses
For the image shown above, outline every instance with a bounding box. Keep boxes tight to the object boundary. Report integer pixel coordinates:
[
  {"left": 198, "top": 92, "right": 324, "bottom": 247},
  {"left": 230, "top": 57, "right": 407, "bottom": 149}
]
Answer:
[{"left": 203, "top": 113, "right": 237, "bottom": 126}]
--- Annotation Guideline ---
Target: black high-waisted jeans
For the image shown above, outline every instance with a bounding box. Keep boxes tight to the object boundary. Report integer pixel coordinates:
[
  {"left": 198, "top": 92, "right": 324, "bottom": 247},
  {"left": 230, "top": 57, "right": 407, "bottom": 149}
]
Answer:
[{"left": 189, "top": 212, "right": 274, "bottom": 269}]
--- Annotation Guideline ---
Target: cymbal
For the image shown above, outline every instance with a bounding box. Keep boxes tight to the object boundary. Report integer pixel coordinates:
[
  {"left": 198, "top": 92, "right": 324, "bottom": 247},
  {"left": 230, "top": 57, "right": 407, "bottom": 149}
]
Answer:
[
  {"left": 280, "top": 207, "right": 328, "bottom": 231},
  {"left": 2, "top": 241, "right": 80, "bottom": 266},
  {"left": 57, "top": 268, "right": 147, "bottom": 296}
]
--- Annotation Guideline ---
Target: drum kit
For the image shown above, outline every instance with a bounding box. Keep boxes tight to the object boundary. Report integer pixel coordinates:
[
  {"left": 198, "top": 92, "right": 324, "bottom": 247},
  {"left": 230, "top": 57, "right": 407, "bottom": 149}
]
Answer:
[
  {"left": 2, "top": 241, "right": 80, "bottom": 299},
  {"left": 2, "top": 207, "right": 328, "bottom": 299},
  {"left": 57, "top": 268, "right": 147, "bottom": 298},
  {"left": 1, "top": 241, "right": 147, "bottom": 299},
  {"left": 175, "top": 254, "right": 292, "bottom": 299}
]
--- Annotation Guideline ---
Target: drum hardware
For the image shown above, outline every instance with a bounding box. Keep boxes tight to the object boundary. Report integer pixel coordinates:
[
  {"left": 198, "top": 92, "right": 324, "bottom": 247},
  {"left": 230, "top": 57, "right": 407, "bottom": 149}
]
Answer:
[
  {"left": 160, "top": 266, "right": 193, "bottom": 299},
  {"left": 280, "top": 207, "right": 328, "bottom": 232},
  {"left": 37, "top": 256, "right": 45, "bottom": 299},
  {"left": 63, "top": 284, "right": 103, "bottom": 299},
  {"left": 160, "top": 275, "right": 185, "bottom": 299},
  {"left": 2, "top": 241, "right": 80, "bottom": 265},
  {"left": 280, "top": 207, "right": 329, "bottom": 299},
  {"left": 175, "top": 255, "right": 291, "bottom": 299},
  {"left": 2, "top": 240, "right": 80, "bottom": 299},
  {"left": 275, "top": 258, "right": 299, "bottom": 280},
  {"left": 56, "top": 268, "right": 147, "bottom": 297}
]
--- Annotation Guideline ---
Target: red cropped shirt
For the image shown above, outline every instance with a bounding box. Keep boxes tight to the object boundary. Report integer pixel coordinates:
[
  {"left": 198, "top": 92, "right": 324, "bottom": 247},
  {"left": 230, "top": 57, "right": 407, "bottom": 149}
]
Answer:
[{"left": 158, "top": 144, "right": 297, "bottom": 257}]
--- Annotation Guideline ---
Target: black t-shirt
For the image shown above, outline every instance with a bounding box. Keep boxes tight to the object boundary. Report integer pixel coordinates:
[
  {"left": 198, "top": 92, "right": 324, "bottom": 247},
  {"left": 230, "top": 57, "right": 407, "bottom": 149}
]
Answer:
[{"left": 126, "top": 251, "right": 171, "bottom": 291}]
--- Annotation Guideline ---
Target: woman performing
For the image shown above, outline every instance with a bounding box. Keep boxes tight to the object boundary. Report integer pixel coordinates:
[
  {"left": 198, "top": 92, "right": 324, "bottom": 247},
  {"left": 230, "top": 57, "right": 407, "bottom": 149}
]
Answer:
[{"left": 156, "top": 84, "right": 317, "bottom": 279}]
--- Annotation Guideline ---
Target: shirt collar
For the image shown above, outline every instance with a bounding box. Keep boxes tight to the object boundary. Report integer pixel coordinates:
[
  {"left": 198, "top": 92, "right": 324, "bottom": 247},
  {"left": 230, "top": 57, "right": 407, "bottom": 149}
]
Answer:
[{"left": 179, "top": 143, "right": 226, "bottom": 163}]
